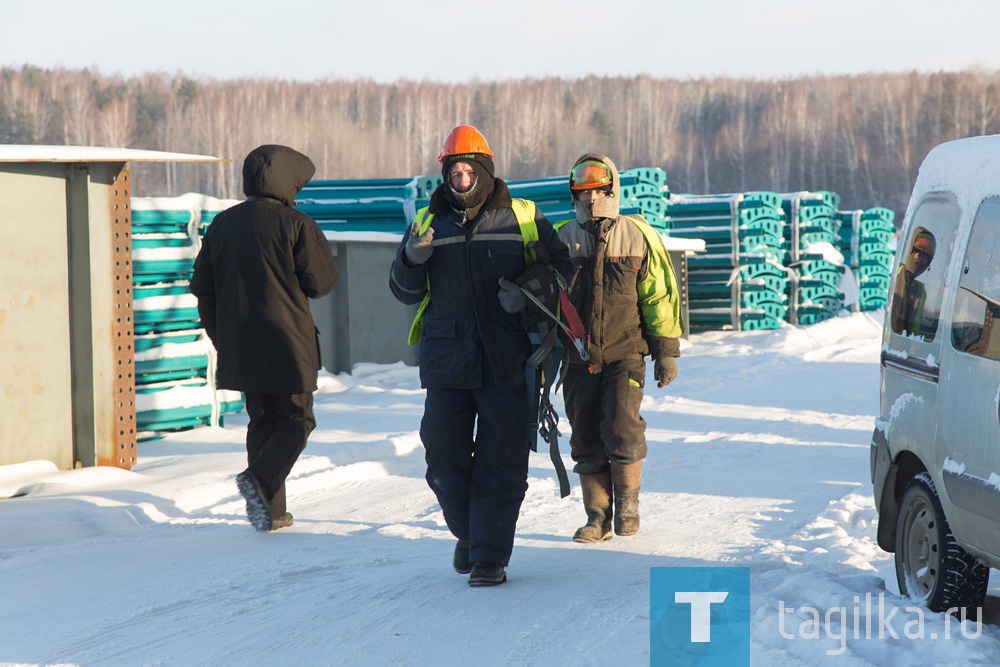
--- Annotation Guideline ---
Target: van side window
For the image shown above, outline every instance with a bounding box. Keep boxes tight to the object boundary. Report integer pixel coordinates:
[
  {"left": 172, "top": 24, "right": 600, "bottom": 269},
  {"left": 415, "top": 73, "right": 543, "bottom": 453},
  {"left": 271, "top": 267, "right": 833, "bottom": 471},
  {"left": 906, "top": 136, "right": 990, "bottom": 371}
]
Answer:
[
  {"left": 952, "top": 197, "right": 1000, "bottom": 361},
  {"left": 890, "top": 193, "right": 959, "bottom": 341}
]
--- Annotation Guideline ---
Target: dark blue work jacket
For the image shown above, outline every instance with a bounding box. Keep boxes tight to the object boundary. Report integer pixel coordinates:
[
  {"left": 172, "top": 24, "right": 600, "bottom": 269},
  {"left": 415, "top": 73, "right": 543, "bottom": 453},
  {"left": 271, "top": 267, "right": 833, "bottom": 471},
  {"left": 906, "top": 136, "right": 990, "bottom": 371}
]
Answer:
[{"left": 390, "top": 196, "right": 570, "bottom": 389}]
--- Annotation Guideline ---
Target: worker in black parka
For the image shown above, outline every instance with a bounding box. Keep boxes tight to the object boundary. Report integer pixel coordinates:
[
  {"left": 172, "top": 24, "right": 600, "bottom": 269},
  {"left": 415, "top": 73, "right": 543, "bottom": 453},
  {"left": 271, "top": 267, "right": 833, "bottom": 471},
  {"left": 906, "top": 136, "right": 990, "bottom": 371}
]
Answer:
[{"left": 191, "top": 144, "right": 339, "bottom": 532}]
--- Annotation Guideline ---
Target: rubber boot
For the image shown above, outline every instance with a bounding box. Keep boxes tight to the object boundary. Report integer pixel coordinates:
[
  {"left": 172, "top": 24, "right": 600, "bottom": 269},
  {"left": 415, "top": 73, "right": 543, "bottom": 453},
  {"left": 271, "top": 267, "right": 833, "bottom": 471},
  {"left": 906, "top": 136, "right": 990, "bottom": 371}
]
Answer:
[
  {"left": 573, "top": 472, "right": 613, "bottom": 543},
  {"left": 611, "top": 461, "right": 642, "bottom": 536},
  {"left": 270, "top": 483, "right": 294, "bottom": 530}
]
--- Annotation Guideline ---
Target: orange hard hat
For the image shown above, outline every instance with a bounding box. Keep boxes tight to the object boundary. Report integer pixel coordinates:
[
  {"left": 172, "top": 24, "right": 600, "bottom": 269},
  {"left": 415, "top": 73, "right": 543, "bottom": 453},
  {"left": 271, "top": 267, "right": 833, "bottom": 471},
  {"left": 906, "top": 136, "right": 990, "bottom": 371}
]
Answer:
[
  {"left": 438, "top": 125, "right": 494, "bottom": 162},
  {"left": 912, "top": 231, "right": 935, "bottom": 256}
]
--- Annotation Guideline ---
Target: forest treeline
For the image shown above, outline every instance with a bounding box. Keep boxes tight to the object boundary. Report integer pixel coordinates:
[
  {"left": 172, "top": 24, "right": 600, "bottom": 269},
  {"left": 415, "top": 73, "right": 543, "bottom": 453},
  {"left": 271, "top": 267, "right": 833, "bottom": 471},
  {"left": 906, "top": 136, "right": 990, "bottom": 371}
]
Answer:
[{"left": 3, "top": 65, "right": 1000, "bottom": 216}]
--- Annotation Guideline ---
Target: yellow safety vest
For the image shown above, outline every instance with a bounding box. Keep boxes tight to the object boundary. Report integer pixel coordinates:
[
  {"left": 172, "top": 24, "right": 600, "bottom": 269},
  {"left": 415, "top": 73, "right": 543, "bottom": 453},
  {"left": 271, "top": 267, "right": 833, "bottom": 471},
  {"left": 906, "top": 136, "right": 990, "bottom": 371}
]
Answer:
[{"left": 408, "top": 198, "right": 540, "bottom": 345}]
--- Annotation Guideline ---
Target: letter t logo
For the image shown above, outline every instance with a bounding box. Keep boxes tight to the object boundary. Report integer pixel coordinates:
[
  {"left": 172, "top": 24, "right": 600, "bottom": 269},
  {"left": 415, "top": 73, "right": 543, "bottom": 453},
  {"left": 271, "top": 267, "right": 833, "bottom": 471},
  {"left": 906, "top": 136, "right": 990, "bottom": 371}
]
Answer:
[{"left": 674, "top": 591, "right": 729, "bottom": 642}]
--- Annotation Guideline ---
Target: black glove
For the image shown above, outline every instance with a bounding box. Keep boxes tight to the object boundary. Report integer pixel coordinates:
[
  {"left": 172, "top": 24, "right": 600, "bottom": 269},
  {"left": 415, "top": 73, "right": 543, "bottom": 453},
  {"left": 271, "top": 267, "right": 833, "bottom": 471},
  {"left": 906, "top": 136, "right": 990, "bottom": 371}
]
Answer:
[
  {"left": 654, "top": 357, "right": 678, "bottom": 388},
  {"left": 498, "top": 277, "right": 528, "bottom": 313}
]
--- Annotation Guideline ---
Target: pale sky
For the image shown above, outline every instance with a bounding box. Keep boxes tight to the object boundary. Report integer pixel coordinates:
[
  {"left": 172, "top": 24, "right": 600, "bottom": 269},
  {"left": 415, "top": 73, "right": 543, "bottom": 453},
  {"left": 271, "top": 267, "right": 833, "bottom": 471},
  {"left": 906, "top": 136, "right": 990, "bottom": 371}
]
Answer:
[{"left": 2, "top": 0, "right": 997, "bottom": 82}]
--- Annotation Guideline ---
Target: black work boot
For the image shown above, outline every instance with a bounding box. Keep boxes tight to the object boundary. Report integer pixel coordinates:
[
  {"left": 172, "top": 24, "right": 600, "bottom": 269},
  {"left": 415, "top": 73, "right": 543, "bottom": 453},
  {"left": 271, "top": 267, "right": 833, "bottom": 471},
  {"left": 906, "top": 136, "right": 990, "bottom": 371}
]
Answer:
[
  {"left": 453, "top": 539, "right": 473, "bottom": 574},
  {"left": 469, "top": 562, "right": 507, "bottom": 587},
  {"left": 236, "top": 469, "right": 273, "bottom": 532},
  {"left": 573, "top": 472, "right": 613, "bottom": 543},
  {"left": 611, "top": 461, "right": 642, "bottom": 536}
]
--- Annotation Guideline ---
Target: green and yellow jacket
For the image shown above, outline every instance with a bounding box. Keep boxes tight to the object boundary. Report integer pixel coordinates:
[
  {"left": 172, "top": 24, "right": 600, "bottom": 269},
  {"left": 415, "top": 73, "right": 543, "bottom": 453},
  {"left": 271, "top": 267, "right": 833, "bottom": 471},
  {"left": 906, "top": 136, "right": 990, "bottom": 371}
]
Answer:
[{"left": 555, "top": 153, "right": 682, "bottom": 371}]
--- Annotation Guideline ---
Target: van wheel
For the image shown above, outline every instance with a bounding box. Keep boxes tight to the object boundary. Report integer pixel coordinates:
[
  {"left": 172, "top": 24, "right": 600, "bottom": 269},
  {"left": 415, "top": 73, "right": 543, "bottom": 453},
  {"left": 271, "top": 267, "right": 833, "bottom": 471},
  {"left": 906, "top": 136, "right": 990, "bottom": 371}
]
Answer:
[{"left": 894, "top": 472, "right": 989, "bottom": 614}]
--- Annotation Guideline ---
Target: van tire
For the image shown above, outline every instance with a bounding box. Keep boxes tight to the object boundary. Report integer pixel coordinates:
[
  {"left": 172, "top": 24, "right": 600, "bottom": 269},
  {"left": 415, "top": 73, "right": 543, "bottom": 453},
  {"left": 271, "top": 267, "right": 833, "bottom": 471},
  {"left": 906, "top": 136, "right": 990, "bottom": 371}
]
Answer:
[{"left": 894, "top": 472, "right": 989, "bottom": 614}]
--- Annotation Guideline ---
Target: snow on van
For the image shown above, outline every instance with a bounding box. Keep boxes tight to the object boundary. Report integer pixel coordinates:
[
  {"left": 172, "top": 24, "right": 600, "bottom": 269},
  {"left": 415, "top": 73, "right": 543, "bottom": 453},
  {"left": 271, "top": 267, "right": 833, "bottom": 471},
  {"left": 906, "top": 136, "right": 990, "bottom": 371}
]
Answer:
[{"left": 873, "top": 134, "right": 1000, "bottom": 615}]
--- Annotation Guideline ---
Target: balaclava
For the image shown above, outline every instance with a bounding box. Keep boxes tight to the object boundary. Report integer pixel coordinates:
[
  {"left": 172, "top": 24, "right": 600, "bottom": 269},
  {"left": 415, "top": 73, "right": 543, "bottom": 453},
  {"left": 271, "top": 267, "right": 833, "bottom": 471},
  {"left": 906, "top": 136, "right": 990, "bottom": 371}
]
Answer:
[
  {"left": 570, "top": 153, "right": 620, "bottom": 223},
  {"left": 443, "top": 154, "right": 495, "bottom": 216}
]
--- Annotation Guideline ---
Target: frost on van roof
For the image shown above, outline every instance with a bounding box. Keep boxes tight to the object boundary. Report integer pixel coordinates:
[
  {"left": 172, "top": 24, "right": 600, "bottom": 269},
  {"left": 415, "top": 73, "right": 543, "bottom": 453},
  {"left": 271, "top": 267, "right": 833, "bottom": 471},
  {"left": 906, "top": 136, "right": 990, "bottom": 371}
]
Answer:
[{"left": 908, "top": 134, "right": 1000, "bottom": 223}]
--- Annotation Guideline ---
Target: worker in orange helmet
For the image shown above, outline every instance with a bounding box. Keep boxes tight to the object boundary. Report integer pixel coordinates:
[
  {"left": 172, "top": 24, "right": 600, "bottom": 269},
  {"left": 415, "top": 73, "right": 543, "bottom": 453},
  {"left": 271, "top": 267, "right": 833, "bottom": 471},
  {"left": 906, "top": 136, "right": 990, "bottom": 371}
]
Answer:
[
  {"left": 389, "top": 125, "right": 571, "bottom": 586},
  {"left": 891, "top": 228, "right": 936, "bottom": 336}
]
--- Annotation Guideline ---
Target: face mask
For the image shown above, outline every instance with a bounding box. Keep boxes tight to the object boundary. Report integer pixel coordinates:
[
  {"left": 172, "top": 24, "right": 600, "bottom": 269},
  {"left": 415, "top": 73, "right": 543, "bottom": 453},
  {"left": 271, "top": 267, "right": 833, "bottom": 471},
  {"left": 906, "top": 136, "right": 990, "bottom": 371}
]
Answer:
[
  {"left": 573, "top": 186, "right": 613, "bottom": 222},
  {"left": 446, "top": 179, "right": 483, "bottom": 210},
  {"left": 574, "top": 198, "right": 596, "bottom": 221},
  {"left": 444, "top": 159, "right": 493, "bottom": 212}
]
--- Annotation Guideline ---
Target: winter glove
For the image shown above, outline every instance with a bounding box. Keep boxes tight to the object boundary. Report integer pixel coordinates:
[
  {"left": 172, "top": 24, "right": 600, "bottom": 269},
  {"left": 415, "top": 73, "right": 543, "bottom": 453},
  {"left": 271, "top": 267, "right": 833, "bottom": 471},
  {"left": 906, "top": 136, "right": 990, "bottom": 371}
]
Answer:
[
  {"left": 404, "top": 220, "right": 434, "bottom": 265},
  {"left": 653, "top": 357, "right": 678, "bottom": 388},
  {"left": 498, "top": 277, "right": 528, "bottom": 313}
]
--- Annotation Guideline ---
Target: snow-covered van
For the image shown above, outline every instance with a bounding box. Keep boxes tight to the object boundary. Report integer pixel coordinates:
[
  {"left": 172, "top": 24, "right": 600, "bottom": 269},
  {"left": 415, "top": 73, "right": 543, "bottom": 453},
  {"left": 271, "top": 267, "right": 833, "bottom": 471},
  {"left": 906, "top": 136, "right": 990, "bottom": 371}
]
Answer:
[{"left": 872, "top": 134, "right": 1000, "bottom": 613}]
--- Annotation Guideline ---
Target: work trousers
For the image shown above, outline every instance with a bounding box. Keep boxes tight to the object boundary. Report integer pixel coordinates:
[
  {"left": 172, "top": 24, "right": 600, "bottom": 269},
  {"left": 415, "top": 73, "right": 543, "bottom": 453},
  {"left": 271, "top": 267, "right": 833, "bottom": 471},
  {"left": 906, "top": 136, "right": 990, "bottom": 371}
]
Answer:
[
  {"left": 563, "top": 357, "right": 647, "bottom": 475},
  {"left": 244, "top": 391, "right": 316, "bottom": 514},
  {"left": 420, "top": 379, "right": 530, "bottom": 565}
]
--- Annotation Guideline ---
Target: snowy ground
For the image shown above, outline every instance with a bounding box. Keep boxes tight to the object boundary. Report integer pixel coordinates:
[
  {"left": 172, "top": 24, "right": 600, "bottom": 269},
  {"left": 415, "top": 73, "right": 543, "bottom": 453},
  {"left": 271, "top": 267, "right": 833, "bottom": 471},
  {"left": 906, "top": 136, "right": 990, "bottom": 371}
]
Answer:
[{"left": 2, "top": 312, "right": 999, "bottom": 666}]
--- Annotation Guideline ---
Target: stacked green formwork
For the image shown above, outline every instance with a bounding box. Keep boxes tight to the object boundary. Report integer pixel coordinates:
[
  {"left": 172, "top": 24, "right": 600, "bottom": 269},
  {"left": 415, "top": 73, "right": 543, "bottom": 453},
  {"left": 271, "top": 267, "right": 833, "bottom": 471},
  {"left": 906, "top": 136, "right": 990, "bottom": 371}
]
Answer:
[
  {"left": 294, "top": 176, "right": 442, "bottom": 232},
  {"left": 781, "top": 191, "right": 841, "bottom": 254},
  {"left": 132, "top": 204, "right": 202, "bottom": 343},
  {"left": 790, "top": 255, "right": 847, "bottom": 325},
  {"left": 131, "top": 195, "right": 245, "bottom": 438},
  {"left": 837, "top": 207, "right": 896, "bottom": 311},
  {"left": 666, "top": 192, "right": 789, "bottom": 331},
  {"left": 781, "top": 191, "right": 848, "bottom": 325},
  {"left": 293, "top": 168, "right": 670, "bottom": 233}
]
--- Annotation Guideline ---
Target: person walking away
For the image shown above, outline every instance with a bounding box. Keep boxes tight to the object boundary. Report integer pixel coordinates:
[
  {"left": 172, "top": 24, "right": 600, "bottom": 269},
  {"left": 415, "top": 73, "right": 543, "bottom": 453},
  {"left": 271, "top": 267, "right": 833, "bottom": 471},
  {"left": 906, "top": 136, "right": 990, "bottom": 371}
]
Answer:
[
  {"left": 191, "top": 144, "right": 339, "bottom": 532},
  {"left": 389, "top": 125, "right": 571, "bottom": 586},
  {"left": 553, "top": 154, "right": 682, "bottom": 543}
]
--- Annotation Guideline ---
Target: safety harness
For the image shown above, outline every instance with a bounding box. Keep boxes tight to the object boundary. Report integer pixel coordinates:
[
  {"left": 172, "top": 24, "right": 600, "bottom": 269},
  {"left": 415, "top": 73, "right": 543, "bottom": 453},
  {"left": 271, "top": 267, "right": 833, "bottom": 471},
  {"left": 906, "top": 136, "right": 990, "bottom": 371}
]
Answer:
[{"left": 515, "top": 245, "right": 588, "bottom": 498}]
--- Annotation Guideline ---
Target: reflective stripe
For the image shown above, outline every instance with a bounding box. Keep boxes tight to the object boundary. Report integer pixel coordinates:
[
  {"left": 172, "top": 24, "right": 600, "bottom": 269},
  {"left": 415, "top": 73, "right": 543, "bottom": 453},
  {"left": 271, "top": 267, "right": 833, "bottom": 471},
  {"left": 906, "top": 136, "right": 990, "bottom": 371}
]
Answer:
[
  {"left": 407, "top": 200, "right": 540, "bottom": 345},
  {"left": 471, "top": 233, "right": 525, "bottom": 242},
  {"left": 431, "top": 236, "right": 467, "bottom": 247},
  {"left": 391, "top": 272, "right": 425, "bottom": 296}
]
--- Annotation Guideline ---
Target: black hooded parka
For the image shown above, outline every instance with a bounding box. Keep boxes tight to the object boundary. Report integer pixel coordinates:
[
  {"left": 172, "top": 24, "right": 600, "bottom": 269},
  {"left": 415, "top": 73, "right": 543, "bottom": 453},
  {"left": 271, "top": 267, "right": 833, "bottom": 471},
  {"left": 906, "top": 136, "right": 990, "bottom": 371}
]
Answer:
[{"left": 190, "top": 145, "right": 339, "bottom": 394}]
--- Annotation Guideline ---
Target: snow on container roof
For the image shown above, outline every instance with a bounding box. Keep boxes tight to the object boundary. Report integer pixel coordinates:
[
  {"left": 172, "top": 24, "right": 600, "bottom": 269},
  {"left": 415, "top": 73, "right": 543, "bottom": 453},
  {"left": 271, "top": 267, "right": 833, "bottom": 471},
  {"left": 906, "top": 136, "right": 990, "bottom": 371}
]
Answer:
[{"left": 0, "top": 144, "right": 227, "bottom": 163}]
